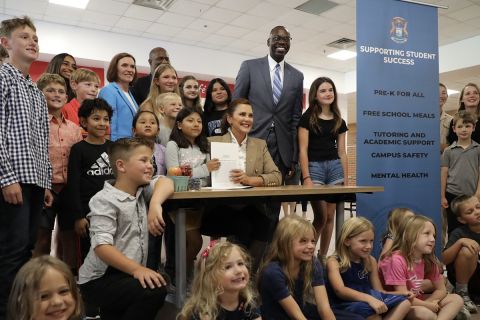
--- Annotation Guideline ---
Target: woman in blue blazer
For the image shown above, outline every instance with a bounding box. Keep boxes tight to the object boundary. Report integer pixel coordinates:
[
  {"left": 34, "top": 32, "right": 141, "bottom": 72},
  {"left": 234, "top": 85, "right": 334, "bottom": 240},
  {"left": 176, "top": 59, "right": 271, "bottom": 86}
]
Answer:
[{"left": 99, "top": 53, "right": 138, "bottom": 141}]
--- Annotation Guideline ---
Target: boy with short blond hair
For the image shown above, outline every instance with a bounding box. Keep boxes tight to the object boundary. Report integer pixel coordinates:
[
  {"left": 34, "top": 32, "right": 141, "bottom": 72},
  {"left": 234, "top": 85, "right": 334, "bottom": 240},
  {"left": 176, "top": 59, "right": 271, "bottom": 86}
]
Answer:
[
  {"left": 33, "top": 73, "right": 82, "bottom": 260},
  {"left": 441, "top": 111, "right": 480, "bottom": 234},
  {"left": 62, "top": 67, "right": 101, "bottom": 125},
  {"left": 0, "top": 16, "right": 51, "bottom": 319},
  {"left": 79, "top": 137, "right": 173, "bottom": 319},
  {"left": 442, "top": 194, "right": 480, "bottom": 314}
]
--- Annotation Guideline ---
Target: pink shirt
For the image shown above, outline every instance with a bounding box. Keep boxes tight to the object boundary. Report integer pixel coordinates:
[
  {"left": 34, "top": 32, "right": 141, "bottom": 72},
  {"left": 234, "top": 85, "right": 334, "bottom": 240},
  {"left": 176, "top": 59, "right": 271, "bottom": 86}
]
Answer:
[
  {"left": 48, "top": 114, "right": 83, "bottom": 188},
  {"left": 378, "top": 251, "right": 441, "bottom": 300}
]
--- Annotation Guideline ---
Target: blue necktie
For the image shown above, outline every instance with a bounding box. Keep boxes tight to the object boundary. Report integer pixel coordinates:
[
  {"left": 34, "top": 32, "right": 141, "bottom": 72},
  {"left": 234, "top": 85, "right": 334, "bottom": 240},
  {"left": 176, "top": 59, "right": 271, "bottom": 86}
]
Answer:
[{"left": 273, "top": 63, "right": 282, "bottom": 105}]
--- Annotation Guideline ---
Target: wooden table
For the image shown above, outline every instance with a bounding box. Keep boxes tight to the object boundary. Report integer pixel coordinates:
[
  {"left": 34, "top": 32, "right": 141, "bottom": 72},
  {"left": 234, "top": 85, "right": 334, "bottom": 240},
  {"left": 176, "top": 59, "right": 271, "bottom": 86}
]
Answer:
[{"left": 167, "top": 185, "right": 384, "bottom": 307}]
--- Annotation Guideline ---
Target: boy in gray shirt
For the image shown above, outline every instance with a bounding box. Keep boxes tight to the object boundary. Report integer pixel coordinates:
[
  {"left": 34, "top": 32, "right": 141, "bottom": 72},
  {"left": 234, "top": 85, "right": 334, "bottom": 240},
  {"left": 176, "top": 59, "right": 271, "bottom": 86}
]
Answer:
[
  {"left": 441, "top": 112, "right": 480, "bottom": 235},
  {"left": 79, "top": 137, "right": 174, "bottom": 320}
]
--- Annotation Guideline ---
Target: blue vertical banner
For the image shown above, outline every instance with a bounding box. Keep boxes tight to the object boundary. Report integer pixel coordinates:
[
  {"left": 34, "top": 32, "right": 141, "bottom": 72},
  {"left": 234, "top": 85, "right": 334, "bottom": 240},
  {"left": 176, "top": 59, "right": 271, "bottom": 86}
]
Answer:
[{"left": 356, "top": 0, "right": 440, "bottom": 257}]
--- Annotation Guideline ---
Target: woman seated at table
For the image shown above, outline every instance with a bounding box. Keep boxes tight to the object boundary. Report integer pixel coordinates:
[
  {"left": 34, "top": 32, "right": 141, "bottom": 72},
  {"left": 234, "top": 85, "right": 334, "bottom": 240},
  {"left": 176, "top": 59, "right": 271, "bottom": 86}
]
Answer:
[{"left": 202, "top": 98, "right": 281, "bottom": 272}]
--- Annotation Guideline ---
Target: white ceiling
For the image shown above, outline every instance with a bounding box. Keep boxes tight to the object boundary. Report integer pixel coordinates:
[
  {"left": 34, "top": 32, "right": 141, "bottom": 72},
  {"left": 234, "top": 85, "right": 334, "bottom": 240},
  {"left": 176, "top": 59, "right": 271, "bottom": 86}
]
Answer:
[
  {"left": 1, "top": 0, "right": 480, "bottom": 110},
  {"left": 3, "top": 0, "right": 480, "bottom": 72}
]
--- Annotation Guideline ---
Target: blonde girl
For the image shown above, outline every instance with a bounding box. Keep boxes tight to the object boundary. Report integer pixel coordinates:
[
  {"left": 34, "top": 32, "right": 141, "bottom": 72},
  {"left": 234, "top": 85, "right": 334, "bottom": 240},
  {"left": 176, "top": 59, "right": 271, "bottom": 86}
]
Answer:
[
  {"left": 178, "top": 241, "right": 260, "bottom": 320},
  {"left": 298, "top": 77, "right": 348, "bottom": 263},
  {"left": 142, "top": 92, "right": 183, "bottom": 147},
  {"left": 141, "top": 64, "right": 180, "bottom": 112},
  {"left": 326, "top": 217, "right": 410, "bottom": 320},
  {"left": 380, "top": 208, "right": 415, "bottom": 257},
  {"left": 379, "top": 215, "right": 464, "bottom": 319},
  {"left": 258, "top": 215, "right": 362, "bottom": 320},
  {"left": 7, "top": 256, "right": 83, "bottom": 320}
]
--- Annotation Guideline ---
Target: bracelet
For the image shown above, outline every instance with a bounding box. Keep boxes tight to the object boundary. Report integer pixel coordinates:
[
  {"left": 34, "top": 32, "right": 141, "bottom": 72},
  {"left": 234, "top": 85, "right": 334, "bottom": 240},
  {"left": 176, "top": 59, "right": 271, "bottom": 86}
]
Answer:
[{"left": 303, "top": 176, "right": 311, "bottom": 181}]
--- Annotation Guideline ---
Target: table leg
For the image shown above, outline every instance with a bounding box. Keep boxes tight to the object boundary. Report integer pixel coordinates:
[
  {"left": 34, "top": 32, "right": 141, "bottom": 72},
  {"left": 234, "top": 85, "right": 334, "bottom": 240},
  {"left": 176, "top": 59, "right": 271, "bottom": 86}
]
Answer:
[
  {"left": 335, "top": 201, "right": 345, "bottom": 239},
  {"left": 175, "top": 208, "right": 186, "bottom": 308}
]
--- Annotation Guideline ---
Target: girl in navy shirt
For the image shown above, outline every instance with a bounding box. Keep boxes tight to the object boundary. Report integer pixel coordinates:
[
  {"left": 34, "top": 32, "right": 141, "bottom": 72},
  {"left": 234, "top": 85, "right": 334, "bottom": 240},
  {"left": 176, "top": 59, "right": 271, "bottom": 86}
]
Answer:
[
  {"left": 258, "top": 215, "right": 363, "bottom": 320},
  {"left": 326, "top": 217, "right": 410, "bottom": 320}
]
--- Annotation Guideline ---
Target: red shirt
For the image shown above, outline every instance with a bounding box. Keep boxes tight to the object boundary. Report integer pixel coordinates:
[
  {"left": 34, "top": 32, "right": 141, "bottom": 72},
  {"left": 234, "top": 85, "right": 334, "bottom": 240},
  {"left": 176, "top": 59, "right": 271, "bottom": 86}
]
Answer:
[{"left": 62, "top": 98, "right": 80, "bottom": 125}]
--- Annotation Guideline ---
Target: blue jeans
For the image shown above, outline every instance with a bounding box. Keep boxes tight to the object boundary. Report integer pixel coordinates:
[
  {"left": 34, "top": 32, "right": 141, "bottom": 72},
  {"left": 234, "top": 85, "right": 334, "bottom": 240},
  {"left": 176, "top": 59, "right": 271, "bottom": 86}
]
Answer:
[
  {"left": 309, "top": 159, "right": 344, "bottom": 185},
  {"left": 0, "top": 184, "right": 44, "bottom": 320}
]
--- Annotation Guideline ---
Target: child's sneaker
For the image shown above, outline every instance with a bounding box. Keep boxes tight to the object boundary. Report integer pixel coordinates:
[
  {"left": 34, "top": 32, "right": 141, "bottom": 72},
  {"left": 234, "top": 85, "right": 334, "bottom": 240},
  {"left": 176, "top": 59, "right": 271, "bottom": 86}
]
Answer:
[
  {"left": 458, "top": 290, "right": 478, "bottom": 313},
  {"left": 455, "top": 306, "right": 471, "bottom": 320}
]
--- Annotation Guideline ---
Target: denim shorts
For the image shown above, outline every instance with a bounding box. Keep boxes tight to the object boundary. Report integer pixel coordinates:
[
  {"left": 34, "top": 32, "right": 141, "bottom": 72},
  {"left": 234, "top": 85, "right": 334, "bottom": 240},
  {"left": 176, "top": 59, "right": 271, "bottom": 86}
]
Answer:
[{"left": 309, "top": 159, "right": 344, "bottom": 185}]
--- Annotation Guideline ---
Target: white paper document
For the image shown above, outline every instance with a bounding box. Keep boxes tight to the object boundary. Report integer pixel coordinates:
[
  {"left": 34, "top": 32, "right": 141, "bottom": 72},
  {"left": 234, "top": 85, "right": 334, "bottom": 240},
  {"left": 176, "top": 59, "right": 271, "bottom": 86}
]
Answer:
[{"left": 210, "top": 142, "right": 244, "bottom": 189}]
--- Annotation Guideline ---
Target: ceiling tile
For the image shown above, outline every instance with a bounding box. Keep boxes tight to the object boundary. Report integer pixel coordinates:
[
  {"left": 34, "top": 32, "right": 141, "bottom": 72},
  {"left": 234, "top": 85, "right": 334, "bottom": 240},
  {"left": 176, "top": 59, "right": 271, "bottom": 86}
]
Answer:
[
  {"left": 46, "top": 3, "right": 83, "bottom": 17},
  {"left": 111, "top": 26, "right": 142, "bottom": 36},
  {"left": 43, "top": 14, "right": 80, "bottom": 26},
  {"left": 187, "top": 18, "right": 223, "bottom": 33},
  {"left": 247, "top": 2, "right": 291, "bottom": 19},
  {"left": 4, "top": 8, "right": 43, "bottom": 20},
  {"left": 115, "top": 16, "right": 152, "bottom": 31},
  {"left": 216, "top": 0, "right": 260, "bottom": 13},
  {"left": 302, "top": 17, "right": 341, "bottom": 32},
  {"left": 226, "top": 38, "right": 259, "bottom": 50},
  {"left": 229, "top": 14, "right": 269, "bottom": 29},
  {"left": 191, "top": 0, "right": 217, "bottom": 4},
  {"left": 5, "top": 0, "right": 47, "bottom": 14},
  {"left": 77, "top": 21, "right": 112, "bottom": 31},
  {"left": 169, "top": 0, "right": 210, "bottom": 17},
  {"left": 81, "top": 10, "right": 120, "bottom": 27},
  {"left": 156, "top": 11, "right": 195, "bottom": 27},
  {"left": 438, "top": 0, "right": 472, "bottom": 13},
  {"left": 145, "top": 23, "right": 183, "bottom": 36},
  {"left": 141, "top": 32, "right": 172, "bottom": 42},
  {"left": 448, "top": 5, "right": 480, "bottom": 21},
  {"left": 242, "top": 29, "right": 267, "bottom": 43},
  {"left": 265, "top": 0, "right": 308, "bottom": 8},
  {"left": 175, "top": 27, "right": 211, "bottom": 41},
  {"left": 276, "top": 10, "right": 318, "bottom": 26},
  {"left": 202, "top": 33, "right": 235, "bottom": 46},
  {"left": 215, "top": 24, "right": 250, "bottom": 37},
  {"left": 87, "top": 0, "right": 130, "bottom": 15},
  {"left": 320, "top": 4, "right": 355, "bottom": 23},
  {"left": 123, "top": 4, "right": 164, "bottom": 21},
  {"left": 201, "top": 6, "right": 241, "bottom": 23}
]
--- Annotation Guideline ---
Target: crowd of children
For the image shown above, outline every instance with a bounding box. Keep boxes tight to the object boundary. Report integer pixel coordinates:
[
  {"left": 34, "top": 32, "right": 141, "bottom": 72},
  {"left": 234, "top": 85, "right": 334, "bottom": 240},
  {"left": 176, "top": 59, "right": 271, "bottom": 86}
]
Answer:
[{"left": 1, "top": 14, "right": 480, "bottom": 320}]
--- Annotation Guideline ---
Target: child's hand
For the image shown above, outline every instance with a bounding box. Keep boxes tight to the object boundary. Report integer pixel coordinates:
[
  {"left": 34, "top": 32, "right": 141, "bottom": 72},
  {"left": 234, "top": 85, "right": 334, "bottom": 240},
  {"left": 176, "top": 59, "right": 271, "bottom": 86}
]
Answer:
[
  {"left": 147, "top": 204, "right": 165, "bottom": 236},
  {"left": 133, "top": 266, "right": 167, "bottom": 289},
  {"left": 425, "top": 300, "right": 440, "bottom": 313},
  {"left": 303, "top": 178, "right": 314, "bottom": 187},
  {"left": 441, "top": 197, "right": 449, "bottom": 208},
  {"left": 367, "top": 298, "right": 388, "bottom": 314},
  {"left": 404, "top": 290, "right": 416, "bottom": 300},
  {"left": 206, "top": 158, "right": 220, "bottom": 172},
  {"left": 44, "top": 189, "right": 53, "bottom": 207},
  {"left": 461, "top": 238, "right": 480, "bottom": 254},
  {"left": 74, "top": 218, "right": 89, "bottom": 237}
]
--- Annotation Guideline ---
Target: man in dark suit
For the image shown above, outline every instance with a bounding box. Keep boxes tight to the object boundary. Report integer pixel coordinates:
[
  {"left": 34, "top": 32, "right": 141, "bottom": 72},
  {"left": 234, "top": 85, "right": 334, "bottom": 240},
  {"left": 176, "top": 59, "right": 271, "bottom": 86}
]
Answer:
[
  {"left": 233, "top": 26, "right": 304, "bottom": 178},
  {"left": 233, "top": 26, "right": 304, "bottom": 241},
  {"left": 131, "top": 47, "right": 170, "bottom": 105}
]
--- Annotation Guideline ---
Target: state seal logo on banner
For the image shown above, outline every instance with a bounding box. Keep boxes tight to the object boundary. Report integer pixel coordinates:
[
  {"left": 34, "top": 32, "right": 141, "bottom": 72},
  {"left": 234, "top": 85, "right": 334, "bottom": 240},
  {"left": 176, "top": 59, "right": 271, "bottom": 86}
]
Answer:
[{"left": 390, "top": 17, "right": 408, "bottom": 43}]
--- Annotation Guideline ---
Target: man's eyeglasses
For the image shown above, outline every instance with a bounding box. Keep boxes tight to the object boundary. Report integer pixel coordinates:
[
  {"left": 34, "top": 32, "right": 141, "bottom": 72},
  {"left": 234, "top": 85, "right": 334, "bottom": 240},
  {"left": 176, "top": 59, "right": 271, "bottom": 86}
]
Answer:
[{"left": 270, "top": 35, "right": 292, "bottom": 42}]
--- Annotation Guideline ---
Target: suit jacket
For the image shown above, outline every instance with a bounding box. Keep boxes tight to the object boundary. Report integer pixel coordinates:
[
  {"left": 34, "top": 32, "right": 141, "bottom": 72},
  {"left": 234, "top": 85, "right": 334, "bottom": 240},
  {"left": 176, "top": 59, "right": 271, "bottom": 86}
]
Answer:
[
  {"left": 131, "top": 74, "right": 152, "bottom": 106},
  {"left": 232, "top": 56, "right": 304, "bottom": 168},
  {"left": 208, "top": 133, "right": 282, "bottom": 187},
  {"left": 99, "top": 82, "right": 138, "bottom": 141}
]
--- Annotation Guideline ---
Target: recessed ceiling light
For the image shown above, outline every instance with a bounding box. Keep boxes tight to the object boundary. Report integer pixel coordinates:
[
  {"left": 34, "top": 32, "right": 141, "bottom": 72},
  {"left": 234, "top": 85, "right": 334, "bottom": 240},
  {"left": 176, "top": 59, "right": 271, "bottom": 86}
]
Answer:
[
  {"left": 327, "top": 50, "right": 357, "bottom": 61},
  {"left": 49, "top": 0, "right": 90, "bottom": 9},
  {"left": 447, "top": 89, "right": 459, "bottom": 95}
]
